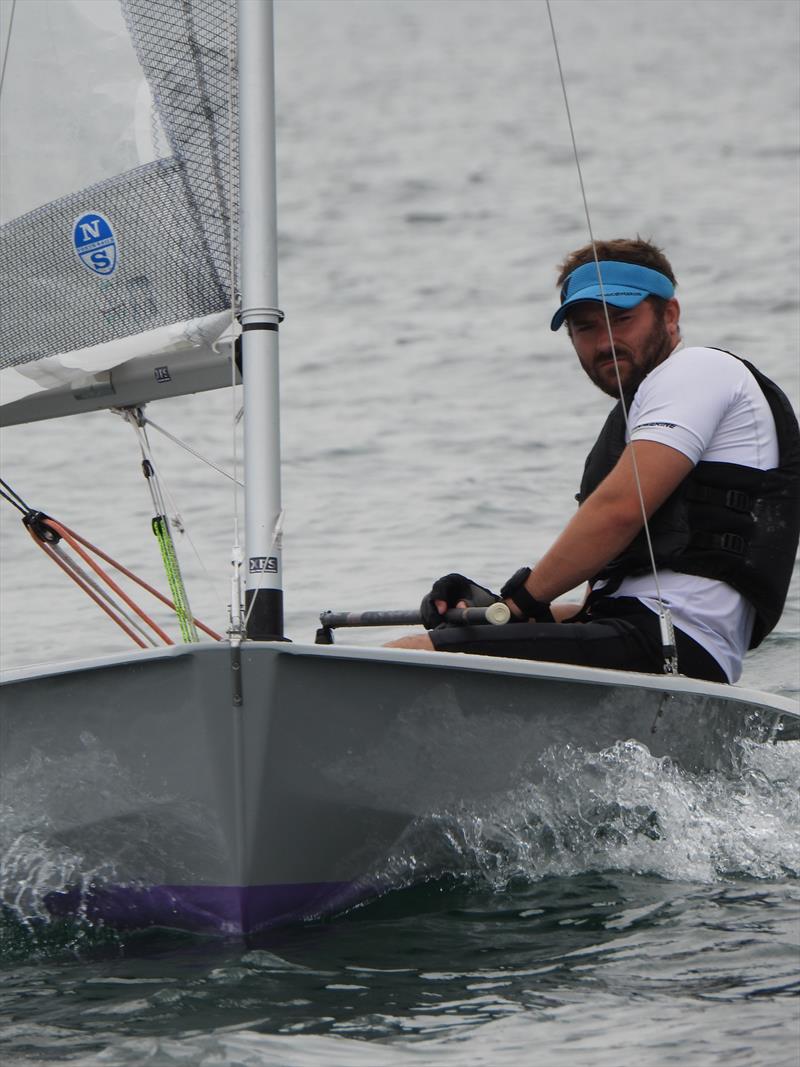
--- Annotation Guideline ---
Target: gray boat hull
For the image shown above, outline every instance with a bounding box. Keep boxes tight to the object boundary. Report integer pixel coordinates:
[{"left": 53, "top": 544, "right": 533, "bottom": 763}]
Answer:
[{"left": 2, "top": 642, "right": 796, "bottom": 937}]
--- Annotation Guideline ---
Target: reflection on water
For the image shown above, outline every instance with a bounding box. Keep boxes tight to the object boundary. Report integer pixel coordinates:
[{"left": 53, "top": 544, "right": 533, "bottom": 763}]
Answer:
[{"left": 3, "top": 872, "right": 799, "bottom": 1065}]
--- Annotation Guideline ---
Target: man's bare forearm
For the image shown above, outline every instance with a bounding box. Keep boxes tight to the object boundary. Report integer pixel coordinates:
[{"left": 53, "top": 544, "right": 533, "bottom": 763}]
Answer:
[
  {"left": 522, "top": 498, "right": 644, "bottom": 603},
  {"left": 519, "top": 441, "right": 693, "bottom": 605}
]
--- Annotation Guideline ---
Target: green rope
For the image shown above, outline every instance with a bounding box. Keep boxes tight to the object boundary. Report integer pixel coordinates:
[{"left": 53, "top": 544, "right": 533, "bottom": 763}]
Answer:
[{"left": 152, "top": 515, "right": 199, "bottom": 643}]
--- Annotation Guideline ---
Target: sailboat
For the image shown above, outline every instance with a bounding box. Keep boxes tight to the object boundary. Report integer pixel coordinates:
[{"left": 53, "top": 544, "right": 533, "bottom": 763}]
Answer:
[{"left": 1, "top": 0, "right": 797, "bottom": 938}]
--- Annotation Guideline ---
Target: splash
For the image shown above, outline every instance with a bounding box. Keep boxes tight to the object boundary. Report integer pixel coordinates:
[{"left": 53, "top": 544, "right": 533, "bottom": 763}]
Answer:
[
  {"left": 0, "top": 731, "right": 221, "bottom": 932},
  {"left": 1, "top": 741, "right": 118, "bottom": 924},
  {"left": 376, "top": 738, "right": 800, "bottom": 891},
  {"left": 2, "top": 725, "right": 797, "bottom": 949}
]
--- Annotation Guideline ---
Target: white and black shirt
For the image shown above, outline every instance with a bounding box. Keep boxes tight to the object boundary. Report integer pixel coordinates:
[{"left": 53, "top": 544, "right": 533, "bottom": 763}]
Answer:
[{"left": 610, "top": 345, "right": 779, "bottom": 682}]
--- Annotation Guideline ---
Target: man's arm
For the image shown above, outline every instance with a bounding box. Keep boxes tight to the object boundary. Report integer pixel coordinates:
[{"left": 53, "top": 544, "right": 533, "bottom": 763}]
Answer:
[
  {"left": 515, "top": 439, "right": 693, "bottom": 609},
  {"left": 386, "top": 439, "right": 692, "bottom": 648}
]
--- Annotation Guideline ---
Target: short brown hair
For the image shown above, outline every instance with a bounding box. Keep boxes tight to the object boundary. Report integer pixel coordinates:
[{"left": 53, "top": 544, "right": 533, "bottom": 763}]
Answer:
[{"left": 556, "top": 237, "right": 677, "bottom": 289}]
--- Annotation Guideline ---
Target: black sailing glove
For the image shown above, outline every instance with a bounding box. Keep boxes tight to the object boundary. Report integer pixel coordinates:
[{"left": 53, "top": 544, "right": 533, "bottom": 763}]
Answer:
[{"left": 420, "top": 572, "right": 502, "bottom": 629}]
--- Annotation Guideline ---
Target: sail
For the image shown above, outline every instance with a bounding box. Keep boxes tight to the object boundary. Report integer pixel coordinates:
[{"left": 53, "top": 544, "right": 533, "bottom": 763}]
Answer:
[{"left": 0, "top": 0, "right": 239, "bottom": 425}]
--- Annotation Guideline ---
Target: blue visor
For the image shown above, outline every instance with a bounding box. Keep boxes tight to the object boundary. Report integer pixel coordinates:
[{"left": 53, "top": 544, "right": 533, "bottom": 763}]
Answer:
[{"left": 550, "top": 260, "right": 675, "bottom": 331}]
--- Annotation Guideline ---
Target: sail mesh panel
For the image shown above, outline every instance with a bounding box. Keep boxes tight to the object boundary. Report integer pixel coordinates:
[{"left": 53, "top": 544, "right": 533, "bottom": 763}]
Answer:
[{"left": 0, "top": 0, "right": 237, "bottom": 370}]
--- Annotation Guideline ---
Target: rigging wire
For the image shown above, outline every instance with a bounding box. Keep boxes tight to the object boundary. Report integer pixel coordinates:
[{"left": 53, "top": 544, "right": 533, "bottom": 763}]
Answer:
[
  {"left": 0, "top": 476, "right": 28, "bottom": 515},
  {"left": 34, "top": 517, "right": 175, "bottom": 646},
  {"left": 35, "top": 514, "right": 222, "bottom": 643},
  {"left": 48, "top": 516, "right": 222, "bottom": 641},
  {"left": 243, "top": 507, "right": 285, "bottom": 630},
  {"left": 44, "top": 537, "right": 158, "bottom": 649},
  {"left": 33, "top": 533, "right": 155, "bottom": 650},
  {"left": 122, "top": 408, "right": 199, "bottom": 643},
  {"left": 142, "top": 447, "right": 226, "bottom": 600},
  {"left": 0, "top": 0, "right": 17, "bottom": 100},
  {"left": 545, "top": 0, "right": 677, "bottom": 673},
  {"left": 0, "top": 472, "right": 223, "bottom": 646},
  {"left": 137, "top": 414, "right": 243, "bottom": 486},
  {"left": 112, "top": 409, "right": 232, "bottom": 606}
]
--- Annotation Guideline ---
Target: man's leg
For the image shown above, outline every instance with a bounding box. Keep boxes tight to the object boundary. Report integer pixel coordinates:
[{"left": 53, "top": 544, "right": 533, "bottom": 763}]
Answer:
[{"left": 430, "top": 609, "right": 727, "bottom": 682}]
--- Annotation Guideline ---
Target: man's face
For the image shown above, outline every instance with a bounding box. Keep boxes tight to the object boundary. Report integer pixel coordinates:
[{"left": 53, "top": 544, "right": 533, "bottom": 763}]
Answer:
[{"left": 566, "top": 298, "right": 679, "bottom": 397}]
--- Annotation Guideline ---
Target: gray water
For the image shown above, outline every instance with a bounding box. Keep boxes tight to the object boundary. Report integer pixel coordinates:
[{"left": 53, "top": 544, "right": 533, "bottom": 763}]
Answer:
[{"left": 1, "top": 1, "right": 799, "bottom": 1064}]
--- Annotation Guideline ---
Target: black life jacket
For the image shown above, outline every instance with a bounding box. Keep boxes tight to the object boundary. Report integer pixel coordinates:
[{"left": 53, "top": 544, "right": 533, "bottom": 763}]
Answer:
[{"left": 577, "top": 351, "right": 800, "bottom": 648}]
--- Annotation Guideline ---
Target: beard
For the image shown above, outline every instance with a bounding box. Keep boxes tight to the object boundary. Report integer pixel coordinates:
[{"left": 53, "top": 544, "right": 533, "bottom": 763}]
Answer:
[{"left": 589, "top": 314, "right": 674, "bottom": 399}]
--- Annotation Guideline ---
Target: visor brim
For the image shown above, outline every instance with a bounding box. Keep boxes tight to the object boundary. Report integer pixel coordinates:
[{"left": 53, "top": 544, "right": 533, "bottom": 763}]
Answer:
[{"left": 550, "top": 287, "right": 650, "bottom": 331}]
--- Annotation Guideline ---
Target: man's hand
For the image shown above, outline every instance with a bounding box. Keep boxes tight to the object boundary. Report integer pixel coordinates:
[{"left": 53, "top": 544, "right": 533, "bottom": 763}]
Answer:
[
  {"left": 385, "top": 441, "right": 692, "bottom": 650},
  {"left": 420, "top": 573, "right": 501, "bottom": 628}
]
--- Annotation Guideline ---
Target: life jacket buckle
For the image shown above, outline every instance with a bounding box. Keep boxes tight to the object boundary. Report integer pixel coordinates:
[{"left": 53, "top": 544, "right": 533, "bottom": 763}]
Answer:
[
  {"left": 724, "top": 489, "right": 752, "bottom": 513},
  {"left": 719, "top": 532, "right": 746, "bottom": 554}
]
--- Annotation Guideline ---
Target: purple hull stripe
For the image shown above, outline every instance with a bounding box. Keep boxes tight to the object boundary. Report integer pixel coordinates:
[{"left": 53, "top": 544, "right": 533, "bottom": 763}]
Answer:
[{"left": 45, "top": 880, "right": 370, "bottom": 935}]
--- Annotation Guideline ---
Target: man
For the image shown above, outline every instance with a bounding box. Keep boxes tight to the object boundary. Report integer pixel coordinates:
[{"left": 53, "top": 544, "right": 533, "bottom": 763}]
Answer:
[{"left": 387, "top": 238, "right": 800, "bottom": 683}]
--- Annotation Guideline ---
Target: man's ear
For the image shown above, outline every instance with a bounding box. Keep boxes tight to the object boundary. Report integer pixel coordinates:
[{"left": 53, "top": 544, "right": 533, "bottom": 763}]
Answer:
[{"left": 665, "top": 297, "right": 681, "bottom": 334}]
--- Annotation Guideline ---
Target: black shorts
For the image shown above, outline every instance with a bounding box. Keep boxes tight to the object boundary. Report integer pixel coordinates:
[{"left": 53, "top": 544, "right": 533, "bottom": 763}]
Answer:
[{"left": 429, "top": 597, "right": 728, "bottom": 683}]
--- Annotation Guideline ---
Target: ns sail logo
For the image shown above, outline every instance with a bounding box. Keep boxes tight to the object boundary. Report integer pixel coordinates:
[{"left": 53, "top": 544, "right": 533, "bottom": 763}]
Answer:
[{"left": 72, "top": 211, "right": 119, "bottom": 277}]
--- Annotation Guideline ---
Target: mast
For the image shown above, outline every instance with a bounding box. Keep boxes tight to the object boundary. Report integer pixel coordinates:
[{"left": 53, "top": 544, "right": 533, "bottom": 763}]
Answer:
[{"left": 238, "top": 0, "right": 284, "bottom": 640}]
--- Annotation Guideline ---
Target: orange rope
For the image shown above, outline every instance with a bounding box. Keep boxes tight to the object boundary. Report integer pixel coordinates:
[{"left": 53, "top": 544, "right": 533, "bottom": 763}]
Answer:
[
  {"left": 40, "top": 520, "right": 173, "bottom": 645},
  {"left": 46, "top": 518, "right": 222, "bottom": 642},
  {"left": 26, "top": 515, "right": 223, "bottom": 648},
  {"left": 29, "top": 529, "right": 150, "bottom": 649}
]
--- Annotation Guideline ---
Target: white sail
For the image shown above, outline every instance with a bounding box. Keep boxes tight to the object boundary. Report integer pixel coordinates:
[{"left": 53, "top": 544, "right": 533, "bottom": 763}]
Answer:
[{"left": 0, "top": 0, "right": 239, "bottom": 425}]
